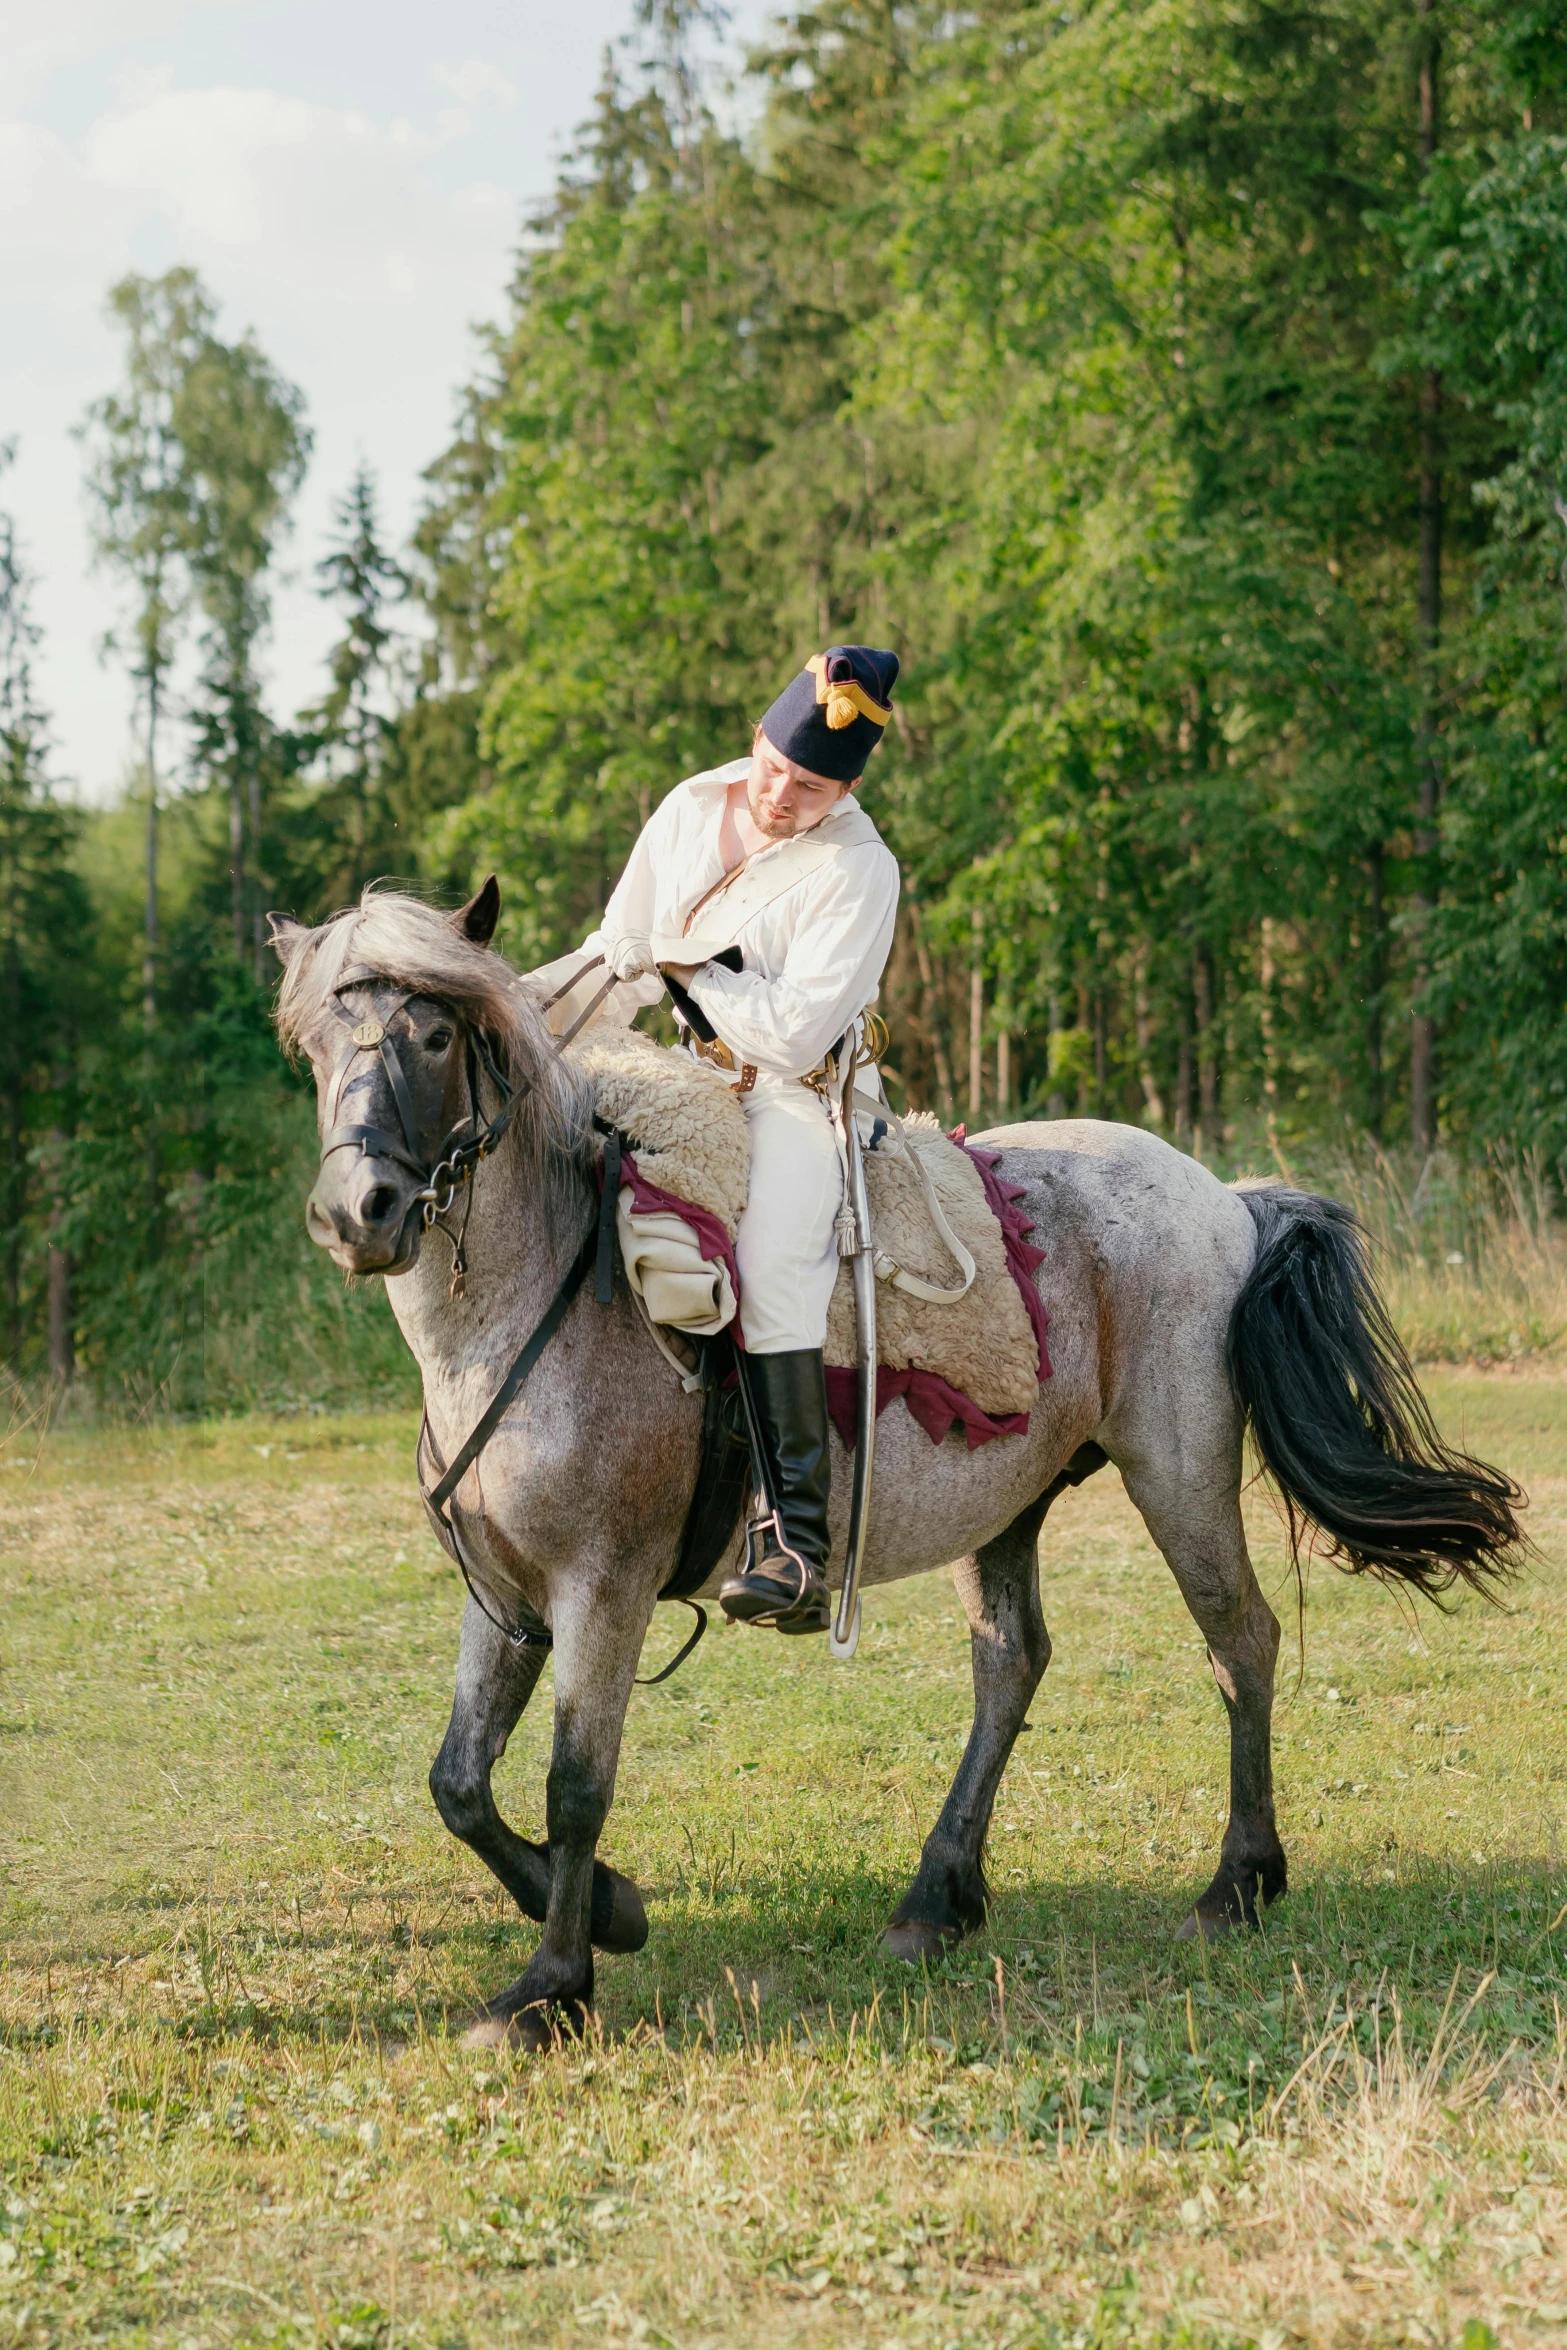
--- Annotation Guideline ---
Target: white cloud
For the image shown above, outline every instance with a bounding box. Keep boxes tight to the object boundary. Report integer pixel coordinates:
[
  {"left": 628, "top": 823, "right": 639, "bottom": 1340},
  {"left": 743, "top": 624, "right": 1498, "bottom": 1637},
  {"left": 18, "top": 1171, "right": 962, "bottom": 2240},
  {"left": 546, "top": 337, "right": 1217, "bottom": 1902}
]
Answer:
[
  {"left": 0, "top": 74, "right": 522, "bottom": 794},
  {"left": 0, "top": 0, "right": 242, "bottom": 114},
  {"left": 432, "top": 56, "right": 518, "bottom": 107}
]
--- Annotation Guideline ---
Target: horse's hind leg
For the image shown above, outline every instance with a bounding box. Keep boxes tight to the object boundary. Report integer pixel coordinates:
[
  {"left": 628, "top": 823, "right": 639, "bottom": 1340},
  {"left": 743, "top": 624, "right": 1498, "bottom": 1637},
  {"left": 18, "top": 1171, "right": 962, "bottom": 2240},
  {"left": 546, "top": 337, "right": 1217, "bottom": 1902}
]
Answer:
[
  {"left": 886, "top": 1478, "right": 1065, "bottom": 1962},
  {"left": 428, "top": 1596, "right": 648, "bottom": 1956},
  {"left": 1116, "top": 1454, "right": 1286, "bottom": 1937}
]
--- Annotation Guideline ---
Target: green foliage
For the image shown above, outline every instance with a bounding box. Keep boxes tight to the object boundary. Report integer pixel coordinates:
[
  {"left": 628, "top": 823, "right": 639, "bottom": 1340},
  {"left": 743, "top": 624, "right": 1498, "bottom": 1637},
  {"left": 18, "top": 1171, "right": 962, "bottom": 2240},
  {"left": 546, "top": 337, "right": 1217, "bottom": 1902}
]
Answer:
[
  {"left": 1400, "top": 129, "right": 1567, "bottom": 1149},
  {"left": 0, "top": 454, "right": 94, "bottom": 1368},
  {"left": 12, "top": 0, "right": 1567, "bottom": 1403},
  {"left": 54, "top": 924, "right": 415, "bottom": 1415},
  {"left": 407, "top": 0, "right": 1567, "bottom": 1156}
]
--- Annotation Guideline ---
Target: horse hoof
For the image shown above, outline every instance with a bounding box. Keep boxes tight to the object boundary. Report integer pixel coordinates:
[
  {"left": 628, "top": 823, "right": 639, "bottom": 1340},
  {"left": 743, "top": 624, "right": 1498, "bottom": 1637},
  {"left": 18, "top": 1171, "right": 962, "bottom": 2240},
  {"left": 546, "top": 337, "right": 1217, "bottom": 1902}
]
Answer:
[
  {"left": 461, "top": 2006, "right": 569, "bottom": 2054},
  {"left": 461, "top": 2013, "right": 519, "bottom": 2051},
  {"left": 884, "top": 1920, "right": 963, "bottom": 1964},
  {"left": 593, "top": 1869, "right": 649, "bottom": 1954}
]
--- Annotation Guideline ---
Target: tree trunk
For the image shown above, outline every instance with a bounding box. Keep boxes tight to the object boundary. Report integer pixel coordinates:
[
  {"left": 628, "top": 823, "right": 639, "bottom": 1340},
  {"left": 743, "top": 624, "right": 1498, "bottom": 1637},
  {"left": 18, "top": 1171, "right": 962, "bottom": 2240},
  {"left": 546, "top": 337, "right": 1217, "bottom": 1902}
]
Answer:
[
  {"left": 230, "top": 770, "right": 245, "bottom": 960},
  {"left": 996, "top": 1028, "right": 1010, "bottom": 1118},
  {"left": 47, "top": 1121, "right": 72, "bottom": 1386},
  {"left": 1410, "top": 0, "right": 1442, "bottom": 1155},
  {"left": 144, "top": 675, "right": 160, "bottom": 1029},
  {"left": 1194, "top": 944, "right": 1219, "bottom": 1149},
  {"left": 47, "top": 1252, "right": 72, "bottom": 1385},
  {"left": 1046, "top": 991, "right": 1067, "bottom": 1120},
  {"left": 1133, "top": 943, "right": 1166, "bottom": 1127},
  {"left": 249, "top": 759, "right": 264, "bottom": 974},
  {"left": 1259, "top": 918, "right": 1278, "bottom": 1130},
  {"left": 145, "top": 674, "right": 161, "bottom": 1222},
  {"left": 4, "top": 1083, "right": 18, "bottom": 1367},
  {"left": 1174, "top": 978, "right": 1195, "bottom": 1148},
  {"left": 968, "top": 906, "right": 984, "bottom": 1122},
  {"left": 909, "top": 895, "right": 955, "bottom": 1120},
  {"left": 1366, "top": 843, "right": 1385, "bottom": 1140}
]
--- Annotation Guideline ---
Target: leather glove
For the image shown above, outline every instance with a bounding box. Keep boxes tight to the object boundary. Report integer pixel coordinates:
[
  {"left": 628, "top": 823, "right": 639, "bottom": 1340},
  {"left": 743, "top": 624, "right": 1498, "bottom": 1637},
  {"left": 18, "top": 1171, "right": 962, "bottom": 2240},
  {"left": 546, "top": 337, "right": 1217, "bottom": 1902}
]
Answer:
[{"left": 607, "top": 934, "right": 655, "bottom": 983}]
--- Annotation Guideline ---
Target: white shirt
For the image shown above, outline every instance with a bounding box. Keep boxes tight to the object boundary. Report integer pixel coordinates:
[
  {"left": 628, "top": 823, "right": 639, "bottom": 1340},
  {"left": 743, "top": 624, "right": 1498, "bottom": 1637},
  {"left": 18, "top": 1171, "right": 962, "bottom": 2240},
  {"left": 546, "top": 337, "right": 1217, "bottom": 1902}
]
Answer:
[{"left": 585, "top": 757, "right": 901, "bottom": 1080}]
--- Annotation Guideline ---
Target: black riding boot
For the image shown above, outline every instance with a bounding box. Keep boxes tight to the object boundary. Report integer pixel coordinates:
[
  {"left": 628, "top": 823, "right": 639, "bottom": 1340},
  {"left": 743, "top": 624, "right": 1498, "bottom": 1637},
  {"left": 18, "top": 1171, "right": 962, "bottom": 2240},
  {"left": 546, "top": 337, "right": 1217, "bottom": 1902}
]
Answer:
[{"left": 720, "top": 1348, "right": 833, "bottom": 1634}]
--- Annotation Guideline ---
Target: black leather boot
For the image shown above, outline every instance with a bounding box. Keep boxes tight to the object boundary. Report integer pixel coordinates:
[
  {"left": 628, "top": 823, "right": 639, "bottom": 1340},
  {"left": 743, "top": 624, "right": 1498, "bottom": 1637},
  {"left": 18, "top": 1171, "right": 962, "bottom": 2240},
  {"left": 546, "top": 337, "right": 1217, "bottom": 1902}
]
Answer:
[{"left": 720, "top": 1349, "right": 833, "bottom": 1634}]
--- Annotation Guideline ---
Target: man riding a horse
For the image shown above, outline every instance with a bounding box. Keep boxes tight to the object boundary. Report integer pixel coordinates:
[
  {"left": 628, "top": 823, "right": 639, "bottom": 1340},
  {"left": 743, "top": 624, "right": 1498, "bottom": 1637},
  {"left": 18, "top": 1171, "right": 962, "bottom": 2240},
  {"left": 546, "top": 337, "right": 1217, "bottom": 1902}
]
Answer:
[
  {"left": 272, "top": 653, "right": 1523, "bottom": 2044},
  {"left": 586, "top": 645, "right": 903, "bottom": 1640}
]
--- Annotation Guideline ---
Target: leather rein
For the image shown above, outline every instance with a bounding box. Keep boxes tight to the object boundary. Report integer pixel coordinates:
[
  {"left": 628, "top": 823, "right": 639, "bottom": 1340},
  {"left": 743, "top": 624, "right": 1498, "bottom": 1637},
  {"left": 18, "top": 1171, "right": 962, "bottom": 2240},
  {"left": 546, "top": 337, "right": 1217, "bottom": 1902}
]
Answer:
[{"left": 319, "top": 959, "right": 706, "bottom": 1688}]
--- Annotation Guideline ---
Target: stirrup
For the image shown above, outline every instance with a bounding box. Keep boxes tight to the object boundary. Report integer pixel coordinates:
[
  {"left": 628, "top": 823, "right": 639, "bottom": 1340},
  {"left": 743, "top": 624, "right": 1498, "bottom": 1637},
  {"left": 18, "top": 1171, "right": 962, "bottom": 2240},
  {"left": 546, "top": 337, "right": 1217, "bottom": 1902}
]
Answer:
[{"left": 720, "top": 1511, "right": 830, "bottom": 1634}]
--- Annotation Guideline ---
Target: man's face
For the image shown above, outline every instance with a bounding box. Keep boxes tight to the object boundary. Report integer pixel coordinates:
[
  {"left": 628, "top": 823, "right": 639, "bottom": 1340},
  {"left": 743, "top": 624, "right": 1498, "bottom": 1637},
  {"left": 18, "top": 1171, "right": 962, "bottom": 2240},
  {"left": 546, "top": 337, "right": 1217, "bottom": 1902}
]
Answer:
[{"left": 746, "top": 730, "right": 855, "bottom": 839}]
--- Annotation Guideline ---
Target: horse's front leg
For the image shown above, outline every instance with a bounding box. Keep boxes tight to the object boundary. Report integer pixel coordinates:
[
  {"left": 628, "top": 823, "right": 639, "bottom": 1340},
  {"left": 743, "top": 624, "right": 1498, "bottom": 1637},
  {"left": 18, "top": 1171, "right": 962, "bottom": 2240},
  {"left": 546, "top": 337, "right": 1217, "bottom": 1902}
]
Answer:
[
  {"left": 429, "top": 1596, "right": 648, "bottom": 1956},
  {"left": 467, "top": 1580, "right": 650, "bottom": 2049}
]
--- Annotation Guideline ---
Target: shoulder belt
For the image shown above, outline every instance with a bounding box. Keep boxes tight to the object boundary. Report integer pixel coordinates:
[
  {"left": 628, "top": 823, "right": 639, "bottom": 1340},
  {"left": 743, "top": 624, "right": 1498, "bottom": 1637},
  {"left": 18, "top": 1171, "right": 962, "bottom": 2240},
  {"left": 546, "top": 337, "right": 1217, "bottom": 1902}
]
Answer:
[{"left": 650, "top": 802, "right": 884, "bottom": 967}]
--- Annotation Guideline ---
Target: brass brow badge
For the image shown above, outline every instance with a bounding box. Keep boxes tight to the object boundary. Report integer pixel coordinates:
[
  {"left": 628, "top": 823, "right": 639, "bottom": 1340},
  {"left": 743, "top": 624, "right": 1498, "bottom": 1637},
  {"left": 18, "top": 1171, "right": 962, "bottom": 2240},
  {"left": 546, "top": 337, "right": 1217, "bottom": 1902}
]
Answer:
[{"left": 351, "top": 1018, "right": 386, "bottom": 1048}]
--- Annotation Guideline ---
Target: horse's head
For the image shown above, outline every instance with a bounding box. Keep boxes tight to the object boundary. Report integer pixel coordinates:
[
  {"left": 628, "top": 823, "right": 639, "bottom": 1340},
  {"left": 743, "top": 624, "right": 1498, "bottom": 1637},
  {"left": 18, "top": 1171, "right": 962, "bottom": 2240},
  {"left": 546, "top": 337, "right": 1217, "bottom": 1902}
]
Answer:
[{"left": 270, "top": 879, "right": 512, "bottom": 1277}]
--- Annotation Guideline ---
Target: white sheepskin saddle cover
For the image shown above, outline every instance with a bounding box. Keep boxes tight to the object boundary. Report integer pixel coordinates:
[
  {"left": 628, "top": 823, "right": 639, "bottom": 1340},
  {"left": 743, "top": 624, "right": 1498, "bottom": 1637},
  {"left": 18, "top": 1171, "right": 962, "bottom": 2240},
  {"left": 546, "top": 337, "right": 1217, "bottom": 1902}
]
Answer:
[{"left": 568, "top": 1031, "right": 1040, "bottom": 1418}]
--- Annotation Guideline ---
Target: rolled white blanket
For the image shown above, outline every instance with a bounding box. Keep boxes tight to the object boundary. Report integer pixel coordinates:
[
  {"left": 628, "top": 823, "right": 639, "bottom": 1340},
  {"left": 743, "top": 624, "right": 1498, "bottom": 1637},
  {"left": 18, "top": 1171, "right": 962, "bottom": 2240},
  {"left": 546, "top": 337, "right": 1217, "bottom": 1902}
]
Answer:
[{"left": 615, "top": 1192, "right": 737, "bottom": 1337}]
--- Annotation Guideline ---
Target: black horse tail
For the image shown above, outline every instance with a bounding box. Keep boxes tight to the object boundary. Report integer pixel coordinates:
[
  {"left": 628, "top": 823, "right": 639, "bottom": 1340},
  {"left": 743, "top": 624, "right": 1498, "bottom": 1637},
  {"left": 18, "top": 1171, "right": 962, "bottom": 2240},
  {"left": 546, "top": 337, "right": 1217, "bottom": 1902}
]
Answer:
[{"left": 1227, "top": 1184, "right": 1527, "bottom": 1602}]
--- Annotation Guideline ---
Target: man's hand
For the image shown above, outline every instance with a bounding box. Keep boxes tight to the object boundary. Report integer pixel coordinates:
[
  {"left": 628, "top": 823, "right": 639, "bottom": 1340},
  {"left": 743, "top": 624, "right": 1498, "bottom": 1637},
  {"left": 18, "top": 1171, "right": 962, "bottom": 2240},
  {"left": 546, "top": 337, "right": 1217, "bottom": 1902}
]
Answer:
[
  {"left": 660, "top": 960, "right": 700, "bottom": 987},
  {"left": 607, "top": 934, "right": 656, "bottom": 982}
]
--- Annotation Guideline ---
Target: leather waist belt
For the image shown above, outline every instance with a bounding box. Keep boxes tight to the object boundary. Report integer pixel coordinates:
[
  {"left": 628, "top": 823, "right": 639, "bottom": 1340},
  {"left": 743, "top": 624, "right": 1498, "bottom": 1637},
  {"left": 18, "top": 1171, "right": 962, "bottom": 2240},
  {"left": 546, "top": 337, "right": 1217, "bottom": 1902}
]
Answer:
[{"left": 691, "top": 1035, "right": 758, "bottom": 1095}]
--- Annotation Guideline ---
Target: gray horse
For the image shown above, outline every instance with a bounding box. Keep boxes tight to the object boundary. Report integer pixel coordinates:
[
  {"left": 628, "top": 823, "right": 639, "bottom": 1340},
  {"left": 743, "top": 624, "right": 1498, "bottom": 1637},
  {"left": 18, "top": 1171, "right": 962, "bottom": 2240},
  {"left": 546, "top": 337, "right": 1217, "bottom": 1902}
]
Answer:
[{"left": 271, "top": 884, "right": 1525, "bottom": 2048}]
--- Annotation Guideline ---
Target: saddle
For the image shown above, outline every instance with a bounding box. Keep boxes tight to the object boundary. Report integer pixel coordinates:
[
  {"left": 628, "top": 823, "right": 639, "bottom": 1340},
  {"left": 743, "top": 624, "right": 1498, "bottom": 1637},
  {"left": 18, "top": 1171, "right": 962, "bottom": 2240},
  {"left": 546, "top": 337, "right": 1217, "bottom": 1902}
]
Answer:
[{"left": 570, "top": 1029, "right": 1048, "bottom": 1432}]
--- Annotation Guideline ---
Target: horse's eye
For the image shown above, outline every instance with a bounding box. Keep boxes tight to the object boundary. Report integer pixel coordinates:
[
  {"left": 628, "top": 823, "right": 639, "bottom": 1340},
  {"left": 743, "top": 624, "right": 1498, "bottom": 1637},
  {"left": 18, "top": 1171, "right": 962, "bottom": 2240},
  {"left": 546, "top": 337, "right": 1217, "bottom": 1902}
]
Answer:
[{"left": 425, "top": 1026, "right": 454, "bottom": 1054}]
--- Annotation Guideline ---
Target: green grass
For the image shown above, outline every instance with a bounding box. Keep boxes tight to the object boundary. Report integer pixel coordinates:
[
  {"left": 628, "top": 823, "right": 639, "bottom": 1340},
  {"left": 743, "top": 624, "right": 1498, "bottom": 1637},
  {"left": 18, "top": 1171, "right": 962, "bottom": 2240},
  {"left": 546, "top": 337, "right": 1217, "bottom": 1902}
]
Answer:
[{"left": 0, "top": 1374, "right": 1564, "bottom": 2345}]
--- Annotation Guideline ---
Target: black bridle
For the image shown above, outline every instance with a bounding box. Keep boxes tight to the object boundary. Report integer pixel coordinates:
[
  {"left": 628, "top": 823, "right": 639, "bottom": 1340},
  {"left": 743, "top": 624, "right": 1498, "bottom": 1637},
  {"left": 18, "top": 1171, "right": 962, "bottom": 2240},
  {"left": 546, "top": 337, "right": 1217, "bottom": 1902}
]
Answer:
[
  {"left": 316, "top": 958, "right": 706, "bottom": 1687},
  {"left": 320, "top": 965, "right": 529, "bottom": 1294}
]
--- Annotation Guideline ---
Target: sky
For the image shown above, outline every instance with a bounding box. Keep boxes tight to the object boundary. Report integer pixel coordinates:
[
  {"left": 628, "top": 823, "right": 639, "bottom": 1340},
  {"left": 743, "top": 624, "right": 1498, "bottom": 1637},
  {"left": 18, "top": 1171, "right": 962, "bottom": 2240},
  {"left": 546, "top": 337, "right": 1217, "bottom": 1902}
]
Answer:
[{"left": 0, "top": 0, "right": 770, "bottom": 800}]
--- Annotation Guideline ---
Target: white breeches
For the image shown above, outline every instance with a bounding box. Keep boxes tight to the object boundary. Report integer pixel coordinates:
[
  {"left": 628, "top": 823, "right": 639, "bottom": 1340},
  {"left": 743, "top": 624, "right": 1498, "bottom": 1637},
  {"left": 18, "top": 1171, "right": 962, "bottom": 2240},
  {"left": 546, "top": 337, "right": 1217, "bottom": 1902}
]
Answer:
[{"left": 734, "top": 1073, "right": 844, "bottom": 1355}]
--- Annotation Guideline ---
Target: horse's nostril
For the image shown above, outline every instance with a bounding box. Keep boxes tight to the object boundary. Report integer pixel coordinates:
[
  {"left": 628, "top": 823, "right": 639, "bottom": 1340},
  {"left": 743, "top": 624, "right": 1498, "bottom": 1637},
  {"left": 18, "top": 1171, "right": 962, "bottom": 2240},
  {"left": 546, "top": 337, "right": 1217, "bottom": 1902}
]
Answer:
[{"left": 362, "top": 1184, "right": 400, "bottom": 1227}]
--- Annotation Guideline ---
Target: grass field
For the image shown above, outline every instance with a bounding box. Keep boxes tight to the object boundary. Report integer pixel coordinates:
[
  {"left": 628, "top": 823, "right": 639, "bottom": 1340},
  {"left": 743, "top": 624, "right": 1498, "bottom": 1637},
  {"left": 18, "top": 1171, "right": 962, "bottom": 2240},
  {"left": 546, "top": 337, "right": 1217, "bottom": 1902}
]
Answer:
[{"left": 0, "top": 1372, "right": 1564, "bottom": 2348}]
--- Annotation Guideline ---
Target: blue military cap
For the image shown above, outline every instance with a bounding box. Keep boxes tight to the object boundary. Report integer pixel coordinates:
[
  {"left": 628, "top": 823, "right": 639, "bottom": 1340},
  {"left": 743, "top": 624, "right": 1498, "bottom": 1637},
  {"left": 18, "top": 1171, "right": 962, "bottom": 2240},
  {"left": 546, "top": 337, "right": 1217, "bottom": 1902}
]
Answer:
[{"left": 759, "top": 645, "right": 900, "bottom": 784}]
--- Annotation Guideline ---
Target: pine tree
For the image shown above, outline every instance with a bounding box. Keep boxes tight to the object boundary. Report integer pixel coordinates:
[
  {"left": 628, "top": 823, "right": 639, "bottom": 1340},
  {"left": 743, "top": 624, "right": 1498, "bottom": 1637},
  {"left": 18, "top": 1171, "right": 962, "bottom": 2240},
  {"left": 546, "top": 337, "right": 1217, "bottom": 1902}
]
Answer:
[{"left": 305, "top": 465, "right": 407, "bottom": 905}]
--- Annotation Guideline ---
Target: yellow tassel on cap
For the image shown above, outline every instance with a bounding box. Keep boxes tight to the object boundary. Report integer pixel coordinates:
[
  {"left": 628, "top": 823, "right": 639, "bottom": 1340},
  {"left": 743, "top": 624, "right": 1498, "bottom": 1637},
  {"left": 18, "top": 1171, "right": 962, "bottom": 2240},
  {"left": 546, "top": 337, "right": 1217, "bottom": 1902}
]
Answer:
[{"left": 807, "top": 652, "right": 891, "bottom": 730}]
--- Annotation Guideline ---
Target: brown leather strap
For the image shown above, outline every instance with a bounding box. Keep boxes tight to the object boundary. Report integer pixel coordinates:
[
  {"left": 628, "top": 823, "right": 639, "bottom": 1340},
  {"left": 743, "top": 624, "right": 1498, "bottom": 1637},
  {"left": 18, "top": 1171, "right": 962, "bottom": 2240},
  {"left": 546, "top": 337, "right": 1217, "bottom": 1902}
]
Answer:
[{"left": 681, "top": 850, "right": 757, "bottom": 938}]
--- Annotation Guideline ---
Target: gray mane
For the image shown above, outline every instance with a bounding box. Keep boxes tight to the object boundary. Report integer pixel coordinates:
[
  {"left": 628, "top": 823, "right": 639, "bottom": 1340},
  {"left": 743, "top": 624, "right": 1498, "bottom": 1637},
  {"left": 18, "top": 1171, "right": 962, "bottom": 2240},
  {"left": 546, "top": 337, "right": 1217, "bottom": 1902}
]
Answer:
[{"left": 274, "top": 890, "right": 597, "bottom": 1231}]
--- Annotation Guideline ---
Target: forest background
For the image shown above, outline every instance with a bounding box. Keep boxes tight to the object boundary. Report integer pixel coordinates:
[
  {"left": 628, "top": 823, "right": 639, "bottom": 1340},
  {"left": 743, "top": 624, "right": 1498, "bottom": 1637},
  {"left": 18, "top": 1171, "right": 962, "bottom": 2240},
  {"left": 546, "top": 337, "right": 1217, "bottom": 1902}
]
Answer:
[{"left": 1, "top": 0, "right": 1565, "bottom": 1414}]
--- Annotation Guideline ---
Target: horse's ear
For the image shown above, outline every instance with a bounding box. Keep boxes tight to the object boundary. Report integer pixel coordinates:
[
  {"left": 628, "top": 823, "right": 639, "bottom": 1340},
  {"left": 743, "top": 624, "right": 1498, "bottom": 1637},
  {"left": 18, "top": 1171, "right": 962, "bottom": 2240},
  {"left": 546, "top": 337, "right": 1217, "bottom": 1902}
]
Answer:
[
  {"left": 455, "top": 875, "right": 500, "bottom": 946},
  {"left": 267, "top": 912, "right": 308, "bottom": 969}
]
